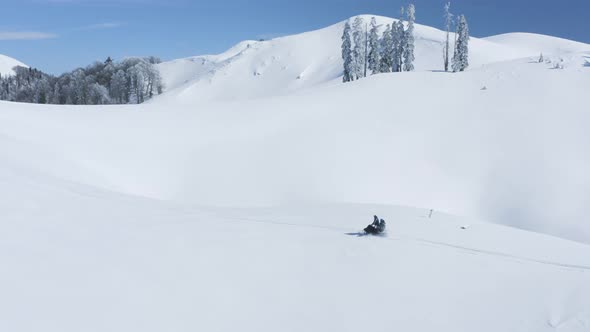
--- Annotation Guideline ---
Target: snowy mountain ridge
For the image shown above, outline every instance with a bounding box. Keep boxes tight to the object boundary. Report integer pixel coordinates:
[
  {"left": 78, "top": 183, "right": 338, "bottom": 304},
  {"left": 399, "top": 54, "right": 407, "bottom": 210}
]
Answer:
[{"left": 155, "top": 15, "right": 590, "bottom": 103}]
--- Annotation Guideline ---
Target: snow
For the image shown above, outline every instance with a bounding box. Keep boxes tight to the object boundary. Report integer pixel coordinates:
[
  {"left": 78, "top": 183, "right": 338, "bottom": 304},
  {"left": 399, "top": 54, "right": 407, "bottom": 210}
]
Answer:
[
  {"left": 5, "top": 54, "right": 589, "bottom": 243},
  {"left": 1, "top": 158, "right": 589, "bottom": 331},
  {"left": 155, "top": 15, "right": 588, "bottom": 104},
  {"left": 1, "top": 14, "right": 590, "bottom": 332},
  {"left": 483, "top": 32, "right": 590, "bottom": 55},
  {"left": 0, "top": 54, "right": 27, "bottom": 76}
]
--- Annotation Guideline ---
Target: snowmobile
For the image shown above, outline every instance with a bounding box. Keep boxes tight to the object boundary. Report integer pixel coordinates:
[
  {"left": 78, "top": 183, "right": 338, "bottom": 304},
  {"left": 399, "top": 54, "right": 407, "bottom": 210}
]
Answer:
[{"left": 364, "top": 215, "right": 386, "bottom": 235}]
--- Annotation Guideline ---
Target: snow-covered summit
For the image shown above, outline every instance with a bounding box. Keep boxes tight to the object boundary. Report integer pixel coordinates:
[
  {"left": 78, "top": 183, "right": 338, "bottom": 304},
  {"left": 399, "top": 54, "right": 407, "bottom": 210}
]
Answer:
[
  {"left": 0, "top": 54, "right": 27, "bottom": 76},
  {"left": 155, "top": 15, "right": 590, "bottom": 104}
]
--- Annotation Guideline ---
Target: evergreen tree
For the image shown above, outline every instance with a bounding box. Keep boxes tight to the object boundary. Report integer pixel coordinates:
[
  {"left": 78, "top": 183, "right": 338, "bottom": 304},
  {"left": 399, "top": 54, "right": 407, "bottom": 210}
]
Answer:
[
  {"left": 392, "top": 9, "right": 405, "bottom": 72},
  {"left": 368, "top": 17, "right": 380, "bottom": 75},
  {"left": 352, "top": 16, "right": 366, "bottom": 79},
  {"left": 378, "top": 24, "right": 393, "bottom": 73},
  {"left": 443, "top": 2, "right": 453, "bottom": 72},
  {"left": 341, "top": 21, "right": 354, "bottom": 82},
  {"left": 538, "top": 53, "right": 544, "bottom": 63},
  {"left": 392, "top": 21, "right": 404, "bottom": 72},
  {"left": 364, "top": 23, "right": 369, "bottom": 77},
  {"left": 403, "top": 4, "right": 416, "bottom": 72},
  {"left": 452, "top": 15, "right": 470, "bottom": 72}
]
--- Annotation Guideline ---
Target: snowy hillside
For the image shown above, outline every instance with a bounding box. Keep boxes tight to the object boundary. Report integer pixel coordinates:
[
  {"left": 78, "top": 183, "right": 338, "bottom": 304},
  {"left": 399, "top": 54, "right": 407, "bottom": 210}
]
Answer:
[
  {"left": 155, "top": 15, "right": 590, "bottom": 103},
  {"left": 2, "top": 50, "right": 590, "bottom": 244},
  {"left": 1, "top": 14, "right": 590, "bottom": 332},
  {"left": 483, "top": 32, "right": 590, "bottom": 55},
  {"left": 0, "top": 54, "right": 27, "bottom": 76},
  {"left": 0, "top": 144, "right": 589, "bottom": 332},
  {"left": 0, "top": 123, "right": 590, "bottom": 332}
]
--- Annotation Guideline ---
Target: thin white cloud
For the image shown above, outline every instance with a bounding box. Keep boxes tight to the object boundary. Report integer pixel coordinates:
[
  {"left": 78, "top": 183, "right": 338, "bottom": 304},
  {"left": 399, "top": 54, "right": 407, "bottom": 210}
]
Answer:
[
  {"left": 79, "top": 22, "right": 125, "bottom": 30},
  {"left": 0, "top": 31, "right": 58, "bottom": 40}
]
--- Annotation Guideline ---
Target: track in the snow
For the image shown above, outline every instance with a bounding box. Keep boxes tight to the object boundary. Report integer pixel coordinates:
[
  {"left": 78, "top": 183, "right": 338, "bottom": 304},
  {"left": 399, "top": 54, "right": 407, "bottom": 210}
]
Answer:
[
  {"left": 174, "top": 209, "right": 590, "bottom": 272},
  {"left": 402, "top": 236, "right": 590, "bottom": 272}
]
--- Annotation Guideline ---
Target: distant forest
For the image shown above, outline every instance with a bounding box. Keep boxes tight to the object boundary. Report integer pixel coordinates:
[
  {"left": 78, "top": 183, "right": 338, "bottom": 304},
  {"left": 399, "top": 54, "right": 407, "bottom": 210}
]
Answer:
[{"left": 0, "top": 56, "right": 163, "bottom": 105}]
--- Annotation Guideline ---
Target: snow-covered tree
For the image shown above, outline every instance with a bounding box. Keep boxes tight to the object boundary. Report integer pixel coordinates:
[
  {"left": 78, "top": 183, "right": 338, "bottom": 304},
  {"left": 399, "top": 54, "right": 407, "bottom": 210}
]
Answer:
[
  {"left": 145, "top": 62, "right": 162, "bottom": 98},
  {"left": 368, "top": 17, "right": 380, "bottom": 75},
  {"left": 0, "top": 56, "right": 162, "bottom": 105},
  {"left": 452, "top": 15, "right": 469, "bottom": 72},
  {"left": 403, "top": 4, "right": 416, "bottom": 72},
  {"left": 71, "top": 69, "right": 89, "bottom": 104},
  {"left": 129, "top": 64, "right": 146, "bottom": 104},
  {"left": 125, "top": 59, "right": 162, "bottom": 103},
  {"left": 391, "top": 22, "right": 400, "bottom": 72},
  {"left": 538, "top": 53, "right": 544, "bottom": 63},
  {"left": 110, "top": 70, "right": 127, "bottom": 103},
  {"left": 34, "top": 77, "right": 50, "bottom": 104},
  {"left": 352, "top": 17, "right": 367, "bottom": 79},
  {"left": 443, "top": 2, "right": 453, "bottom": 72},
  {"left": 51, "top": 82, "right": 61, "bottom": 104},
  {"left": 391, "top": 9, "right": 405, "bottom": 72},
  {"left": 378, "top": 24, "right": 393, "bottom": 73},
  {"left": 89, "top": 83, "right": 110, "bottom": 105},
  {"left": 341, "top": 21, "right": 354, "bottom": 82}
]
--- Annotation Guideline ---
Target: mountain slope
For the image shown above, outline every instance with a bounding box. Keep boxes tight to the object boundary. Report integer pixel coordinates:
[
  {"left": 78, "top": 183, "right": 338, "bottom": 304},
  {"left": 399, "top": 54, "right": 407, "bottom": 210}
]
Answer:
[
  {"left": 1, "top": 48, "right": 590, "bottom": 243},
  {"left": 0, "top": 54, "right": 27, "bottom": 76},
  {"left": 155, "top": 15, "right": 590, "bottom": 104},
  {"left": 483, "top": 32, "right": 590, "bottom": 55},
  {"left": 0, "top": 148, "right": 589, "bottom": 332},
  {"left": 1, "top": 14, "right": 590, "bottom": 332}
]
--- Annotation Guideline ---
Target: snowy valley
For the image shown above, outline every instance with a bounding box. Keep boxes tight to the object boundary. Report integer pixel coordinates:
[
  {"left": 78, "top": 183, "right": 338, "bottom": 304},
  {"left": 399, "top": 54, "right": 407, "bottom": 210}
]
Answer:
[{"left": 0, "top": 13, "right": 590, "bottom": 332}]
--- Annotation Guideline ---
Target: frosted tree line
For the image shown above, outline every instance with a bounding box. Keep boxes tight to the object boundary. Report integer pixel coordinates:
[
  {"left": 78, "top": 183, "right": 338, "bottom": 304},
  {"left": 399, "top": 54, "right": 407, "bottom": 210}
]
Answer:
[
  {"left": 341, "top": 4, "right": 417, "bottom": 82},
  {"left": 0, "top": 56, "right": 163, "bottom": 105},
  {"left": 342, "top": 3, "right": 471, "bottom": 81}
]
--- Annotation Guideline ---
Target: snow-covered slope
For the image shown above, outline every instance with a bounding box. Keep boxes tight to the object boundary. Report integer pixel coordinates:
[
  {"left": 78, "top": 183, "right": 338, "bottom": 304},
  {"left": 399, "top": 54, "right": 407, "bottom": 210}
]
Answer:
[
  {"left": 0, "top": 54, "right": 27, "bottom": 76},
  {"left": 155, "top": 15, "right": 590, "bottom": 104},
  {"left": 1, "top": 15, "right": 590, "bottom": 332},
  {"left": 0, "top": 149, "right": 589, "bottom": 332},
  {"left": 483, "top": 32, "right": 590, "bottom": 55},
  {"left": 2, "top": 49, "right": 590, "bottom": 243}
]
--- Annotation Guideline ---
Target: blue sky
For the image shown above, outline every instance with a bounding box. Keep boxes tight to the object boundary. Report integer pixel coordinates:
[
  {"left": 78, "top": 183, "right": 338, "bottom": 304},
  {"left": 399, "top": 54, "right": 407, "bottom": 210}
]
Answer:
[{"left": 1, "top": 0, "right": 588, "bottom": 74}]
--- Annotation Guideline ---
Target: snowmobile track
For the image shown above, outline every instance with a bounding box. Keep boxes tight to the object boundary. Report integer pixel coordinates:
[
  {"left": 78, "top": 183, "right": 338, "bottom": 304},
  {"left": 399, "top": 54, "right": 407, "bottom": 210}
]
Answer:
[
  {"left": 402, "top": 237, "right": 590, "bottom": 272},
  {"left": 177, "top": 210, "right": 590, "bottom": 272}
]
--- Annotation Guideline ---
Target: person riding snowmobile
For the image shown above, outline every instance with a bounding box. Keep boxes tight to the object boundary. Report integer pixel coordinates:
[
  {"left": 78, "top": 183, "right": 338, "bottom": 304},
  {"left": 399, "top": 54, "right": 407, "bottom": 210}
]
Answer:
[
  {"left": 378, "top": 218, "right": 386, "bottom": 233},
  {"left": 364, "top": 215, "right": 386, "bottom": 234}
]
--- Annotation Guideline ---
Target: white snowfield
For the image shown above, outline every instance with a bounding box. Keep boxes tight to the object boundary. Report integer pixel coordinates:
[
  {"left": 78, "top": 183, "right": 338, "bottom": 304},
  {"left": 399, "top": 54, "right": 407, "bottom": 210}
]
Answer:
[
  {"left": 0, "top": 54, "right": 27, "bottom": 76},
  {"left": 1, "top": 14, "right": 590, "bottom": 332}
]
